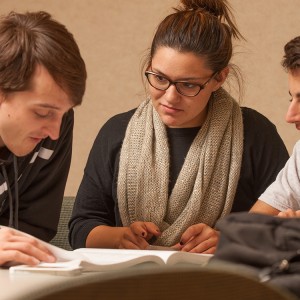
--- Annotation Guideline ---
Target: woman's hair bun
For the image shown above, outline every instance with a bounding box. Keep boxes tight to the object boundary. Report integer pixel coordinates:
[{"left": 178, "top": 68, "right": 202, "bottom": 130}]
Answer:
[
  {"left": 179, "top": 0, "right": 226, "bottom": 18},
  {"left": 177, "top": 0, "right": 243, "bottom": 40}
]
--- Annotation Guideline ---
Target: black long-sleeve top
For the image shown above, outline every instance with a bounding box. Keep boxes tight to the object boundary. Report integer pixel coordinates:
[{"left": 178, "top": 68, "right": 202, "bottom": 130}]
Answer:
[{"left": 69, "top": 107, "right": 289, "bottom": 249}]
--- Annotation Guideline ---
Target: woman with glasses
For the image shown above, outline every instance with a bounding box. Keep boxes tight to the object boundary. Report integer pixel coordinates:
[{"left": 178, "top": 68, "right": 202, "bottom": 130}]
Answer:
[{"left": 69, "top": 0, "right": 289, "bottom": 253}]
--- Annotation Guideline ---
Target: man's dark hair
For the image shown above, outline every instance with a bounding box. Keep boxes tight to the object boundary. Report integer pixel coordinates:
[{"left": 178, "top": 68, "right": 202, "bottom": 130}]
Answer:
[
  {"left": 282, "top": 36, "right": 300, "bottom": 72},
  {"left": 0, "top": 11, "right": 87, "bottom": 105}
]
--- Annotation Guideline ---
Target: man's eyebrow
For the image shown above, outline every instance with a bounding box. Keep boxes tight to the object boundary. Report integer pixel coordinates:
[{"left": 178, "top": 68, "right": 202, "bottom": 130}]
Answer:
[{"left": 36, "top": 103, "right": 60, "bottom": 110}]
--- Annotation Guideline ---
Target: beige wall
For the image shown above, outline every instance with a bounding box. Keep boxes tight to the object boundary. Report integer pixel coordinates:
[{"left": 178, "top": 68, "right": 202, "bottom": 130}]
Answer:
[{"left": 1, "top": 1, "right": 300, "bottom": 196}]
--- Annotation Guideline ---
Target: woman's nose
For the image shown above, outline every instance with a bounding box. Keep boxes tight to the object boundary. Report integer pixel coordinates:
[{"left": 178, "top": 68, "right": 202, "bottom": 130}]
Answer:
[{"left": 164, "top": 84, "right": 181, "bottom": 103}]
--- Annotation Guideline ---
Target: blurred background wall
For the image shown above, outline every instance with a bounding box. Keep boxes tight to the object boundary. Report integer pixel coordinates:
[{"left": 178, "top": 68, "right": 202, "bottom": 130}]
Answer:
[{"left": 1, "top": 0, "right": 300, "bottom": 195}]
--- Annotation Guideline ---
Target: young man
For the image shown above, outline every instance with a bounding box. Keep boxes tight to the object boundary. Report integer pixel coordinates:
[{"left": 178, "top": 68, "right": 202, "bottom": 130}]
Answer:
[
  {"left": 0, "top": 11, "right": 86, "bottom": 266},
  {"left": 251, "top": 36, "right": 300, "bottom": 218}
]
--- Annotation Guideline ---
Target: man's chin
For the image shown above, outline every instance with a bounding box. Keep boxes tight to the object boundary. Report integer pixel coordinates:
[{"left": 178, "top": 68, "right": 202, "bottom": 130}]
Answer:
[{"left": 10, "top": 147, "right": 35, "bottom": 157}]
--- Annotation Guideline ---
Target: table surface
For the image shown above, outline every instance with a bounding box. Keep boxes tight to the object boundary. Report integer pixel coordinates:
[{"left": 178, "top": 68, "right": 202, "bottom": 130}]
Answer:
[
  {"left": 1, "top": 263, "right": 296, "bottom": 300},
  {"left": 0, "top": 268, "right": 100, "bottom": 300}
]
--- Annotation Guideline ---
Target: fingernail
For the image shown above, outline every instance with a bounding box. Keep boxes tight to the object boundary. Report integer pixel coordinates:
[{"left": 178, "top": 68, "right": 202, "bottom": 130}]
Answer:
[{"left": 32, "top": 258, "right": 40, "bottom": 265}]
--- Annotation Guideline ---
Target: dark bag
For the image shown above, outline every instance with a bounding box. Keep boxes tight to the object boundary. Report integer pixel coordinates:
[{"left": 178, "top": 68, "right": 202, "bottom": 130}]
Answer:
[{"left": 212, "top": 212, "right": 300, "bottom": 298}]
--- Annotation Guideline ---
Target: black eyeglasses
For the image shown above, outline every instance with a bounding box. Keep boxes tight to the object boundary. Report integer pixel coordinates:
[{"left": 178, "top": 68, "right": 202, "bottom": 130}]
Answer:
[{"left": 145, "top": 71, "right": 217, "bottom": 97}]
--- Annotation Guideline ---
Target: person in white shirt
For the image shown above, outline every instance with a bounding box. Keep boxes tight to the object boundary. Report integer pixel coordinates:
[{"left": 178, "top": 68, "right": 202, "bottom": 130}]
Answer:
[{"left": 251, "top": 36, "right": 300, "bottom": 218}]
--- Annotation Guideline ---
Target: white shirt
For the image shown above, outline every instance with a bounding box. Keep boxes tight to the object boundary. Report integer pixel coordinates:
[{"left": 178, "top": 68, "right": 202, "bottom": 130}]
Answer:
[{"left": 259, "top": 140, "right": 300, "bottom": 211}]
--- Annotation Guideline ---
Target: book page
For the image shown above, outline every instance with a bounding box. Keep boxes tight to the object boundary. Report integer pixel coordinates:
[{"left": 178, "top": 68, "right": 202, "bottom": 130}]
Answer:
[
  {"left": 46, "top": 243, "right": 81, "bottom": 262},
  {"left": 166, "top": 251, "right": 213, "bottom": 266},
  {"left": 74, "top": 248, "right": 212, "bottom": 270},
  {"left": 9, "top": 260, "right": 83, "bottom": 276},
  {"left": 74, "top": 248, "right": 167, "bottom": 271}
]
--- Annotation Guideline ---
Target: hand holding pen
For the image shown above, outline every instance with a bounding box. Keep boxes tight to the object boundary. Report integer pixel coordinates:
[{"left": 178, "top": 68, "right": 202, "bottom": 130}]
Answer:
[{"left": 118, "top": 221, "right": 161, "bottom": 250}]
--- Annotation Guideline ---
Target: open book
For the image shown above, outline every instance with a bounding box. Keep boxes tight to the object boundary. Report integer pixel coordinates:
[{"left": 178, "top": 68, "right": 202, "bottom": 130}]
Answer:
[{"left": 8, "top": 227, "right": 212, "bottom": 275}]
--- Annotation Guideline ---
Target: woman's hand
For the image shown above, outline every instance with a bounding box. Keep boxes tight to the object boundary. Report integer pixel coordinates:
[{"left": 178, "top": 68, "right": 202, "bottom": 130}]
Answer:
[
  {"left": 277, "top": 209, "right": 300, "bottom": 218},
  {"left": 118, "top": 221, "right": 161, "bottom": 250},
  {"left": 0, "top": 227, "right": 56, "bottom": 267},
  {"left": 173, "top": 223, "right": 219, "bottom": 254}
]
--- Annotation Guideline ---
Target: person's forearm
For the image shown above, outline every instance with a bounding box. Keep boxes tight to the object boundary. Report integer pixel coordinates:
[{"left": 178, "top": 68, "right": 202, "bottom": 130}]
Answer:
[
  {"left": 86, "top": 225, "right": 126, "bottom": 248},
  {"left": 250, "top": 200, "right": 280, "bottom": 215}
]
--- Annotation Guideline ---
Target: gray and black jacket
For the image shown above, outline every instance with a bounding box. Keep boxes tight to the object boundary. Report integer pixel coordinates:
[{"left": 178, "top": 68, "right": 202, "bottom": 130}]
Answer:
[{"left": 0, "top": 109, "right": 74, "bottom": 242}]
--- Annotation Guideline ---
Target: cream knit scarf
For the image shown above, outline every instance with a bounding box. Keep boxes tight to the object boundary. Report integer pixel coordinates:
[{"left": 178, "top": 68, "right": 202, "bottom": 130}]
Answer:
[{"left": 118, "top": 88, "right": 243, "bottom": 246}]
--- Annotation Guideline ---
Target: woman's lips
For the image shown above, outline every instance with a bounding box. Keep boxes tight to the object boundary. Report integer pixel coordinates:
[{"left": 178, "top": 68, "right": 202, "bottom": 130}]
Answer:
[{"left": 161, "top": 104, "right": 182, "bottom": 114}]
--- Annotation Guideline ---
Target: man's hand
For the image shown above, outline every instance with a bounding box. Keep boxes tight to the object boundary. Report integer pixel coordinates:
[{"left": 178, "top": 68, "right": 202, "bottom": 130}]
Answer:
[
  {"left": 278, "top": 209, "right": 300, "bottom": 218},
  {"left": 0, "top": 227, "right": 56, "bottom": 267}
]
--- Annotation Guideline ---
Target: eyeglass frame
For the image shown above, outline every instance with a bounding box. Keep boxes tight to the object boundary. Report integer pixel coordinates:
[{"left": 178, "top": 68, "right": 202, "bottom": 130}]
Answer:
[{"left": 144, "top": 70, "right": 218, "bottom": 97}]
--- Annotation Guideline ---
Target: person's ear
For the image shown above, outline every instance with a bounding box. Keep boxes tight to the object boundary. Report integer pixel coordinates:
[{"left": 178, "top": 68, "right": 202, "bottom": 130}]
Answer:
[{"left": 212, "top": 67, "right": 229, "bottom": 91}]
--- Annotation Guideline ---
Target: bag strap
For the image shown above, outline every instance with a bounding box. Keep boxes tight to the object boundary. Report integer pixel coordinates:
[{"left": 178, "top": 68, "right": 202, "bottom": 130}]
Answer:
[{"left": 259, "top": 250, "right": 300, "bottom": 282}]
